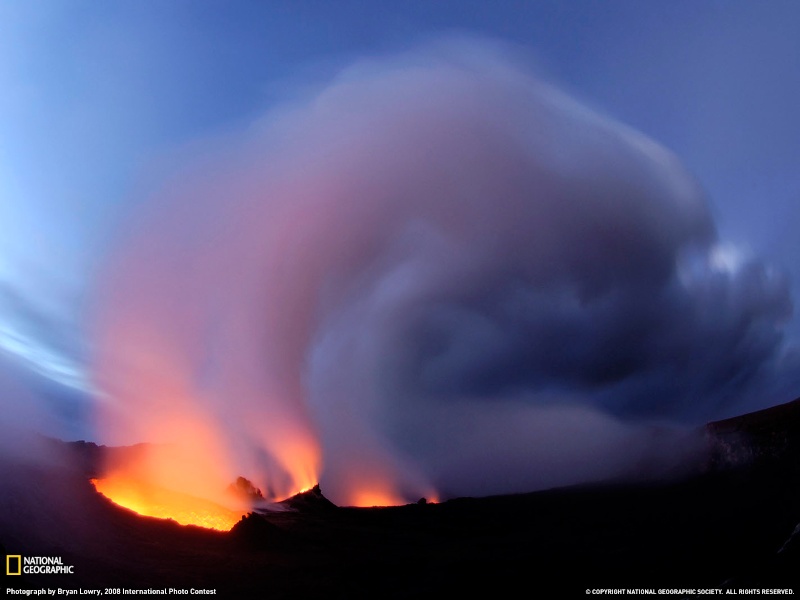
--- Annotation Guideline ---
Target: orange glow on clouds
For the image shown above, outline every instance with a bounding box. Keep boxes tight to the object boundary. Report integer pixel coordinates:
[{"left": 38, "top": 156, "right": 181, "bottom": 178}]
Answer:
[
  {"left": 93, "top": 410, "right": 323, "bottom": 529},
  {"left": 92, "top": 415, "right": 249, "bottom": 531},
  {"left": 350, "top": 489, "right": 406, "bottom": 508},
  {"left": 348, "top": 488, "right": 439, "bottom": 508}
]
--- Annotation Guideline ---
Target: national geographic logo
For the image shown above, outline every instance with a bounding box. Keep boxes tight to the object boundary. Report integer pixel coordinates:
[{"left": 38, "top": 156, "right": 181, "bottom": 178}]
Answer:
[
  {"left": 5, "top": 555, "right": 74, "bottom": 575},
  {"left": 6, "top": 554, "right": 21, "bottom": 575}
]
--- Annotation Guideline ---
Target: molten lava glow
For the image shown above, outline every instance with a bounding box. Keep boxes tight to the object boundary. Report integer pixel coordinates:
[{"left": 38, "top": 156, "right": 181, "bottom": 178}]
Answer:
[
  {"left": 350, "top": 490, "right": 406, "bottom": 508},
  {"left": 348, "top": 487, "right": 439, "bottom": 507},
  {"left": 252, "top": 425, "right": 321, "bottom": 498},
  {"left": 91, "top": 475, "right": 246, "bottom": 531}
]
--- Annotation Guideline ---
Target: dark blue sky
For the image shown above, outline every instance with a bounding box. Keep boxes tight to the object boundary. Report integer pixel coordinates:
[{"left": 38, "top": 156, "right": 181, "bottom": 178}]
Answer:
[{"left": 1, "top": 1, "right": 799, "bottom": 436}]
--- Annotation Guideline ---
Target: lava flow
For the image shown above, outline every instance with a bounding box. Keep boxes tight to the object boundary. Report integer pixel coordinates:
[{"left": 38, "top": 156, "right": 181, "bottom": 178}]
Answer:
[
  {"left": 91, "top": 474, "right": 246, "bottom": 531},
  {"left": 88, "top": 420, "right": 258, "bottom": 531}
]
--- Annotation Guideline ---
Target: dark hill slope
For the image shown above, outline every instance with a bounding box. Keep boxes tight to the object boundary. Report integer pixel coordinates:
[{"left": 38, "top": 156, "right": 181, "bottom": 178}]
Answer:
[{"left": 2, "top": 398, "right": 800, "bottom": 596}]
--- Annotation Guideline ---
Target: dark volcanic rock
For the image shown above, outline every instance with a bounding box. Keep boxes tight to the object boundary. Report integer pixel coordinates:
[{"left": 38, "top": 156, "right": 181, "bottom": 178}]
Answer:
[
  {"left": 778, "top": 522, "right": 800, "bottom": 557},
  {"left": 279, "top": 484, "right": 337, "bottom": 512},
  {"left": 228, "top": 476, "right": 265, "bottom": 501},
  {"left": 706, "top": 396, "right": 800, "bottom": 475},
  {"left": 55, "top": 438, "right": 154, "bottom": 478},
  {"left": 229, "top": 512, "right": 294, "bottom": 551},
  {"left": 3, "top": 396, "right": 800, "bottom": 595},
  {"left": 701, "top": 396, "right": 800, "bottom": 587}
]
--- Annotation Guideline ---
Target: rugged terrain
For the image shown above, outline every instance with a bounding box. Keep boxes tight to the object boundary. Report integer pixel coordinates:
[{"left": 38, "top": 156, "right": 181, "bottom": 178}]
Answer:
[{"left": 2, "top": 398, "right": 800, "bottom": 597}]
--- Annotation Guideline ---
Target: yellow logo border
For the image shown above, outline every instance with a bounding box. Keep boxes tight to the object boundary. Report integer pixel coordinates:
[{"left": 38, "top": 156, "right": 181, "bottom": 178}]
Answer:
[{"left": 6, "top": 554, "right": 22, "bottom": 575}]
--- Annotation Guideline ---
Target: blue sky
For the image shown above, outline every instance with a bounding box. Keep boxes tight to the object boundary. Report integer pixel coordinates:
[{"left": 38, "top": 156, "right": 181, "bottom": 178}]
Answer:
[{"left": 1, "top": 1, "right": 799, "bottom": 438}]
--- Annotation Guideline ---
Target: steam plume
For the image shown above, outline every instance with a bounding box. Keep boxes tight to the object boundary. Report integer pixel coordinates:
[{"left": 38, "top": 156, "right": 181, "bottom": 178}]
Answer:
[{"left": 92, "top": 41, "right": 793, "bottom": 505}]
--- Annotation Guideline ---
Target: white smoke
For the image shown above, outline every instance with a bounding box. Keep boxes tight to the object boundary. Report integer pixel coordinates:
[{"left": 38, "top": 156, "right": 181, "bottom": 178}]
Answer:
[{"left": 91, "top": 40, "right": 793, "bottom": 505}]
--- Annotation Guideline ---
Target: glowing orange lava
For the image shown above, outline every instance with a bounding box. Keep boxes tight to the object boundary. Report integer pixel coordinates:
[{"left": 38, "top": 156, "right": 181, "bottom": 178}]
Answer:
[
  {"left": 91, "top": 475, "right": 246, "bottom": 531},
  {"left": 350, "top": 490, "right": 406, "bottom": 508}
]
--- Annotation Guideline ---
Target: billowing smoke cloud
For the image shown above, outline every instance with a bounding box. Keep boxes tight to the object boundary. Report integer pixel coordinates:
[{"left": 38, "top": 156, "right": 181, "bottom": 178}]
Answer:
[{"left": 91, "top": 41, "right": 794, "bottom": 505}]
